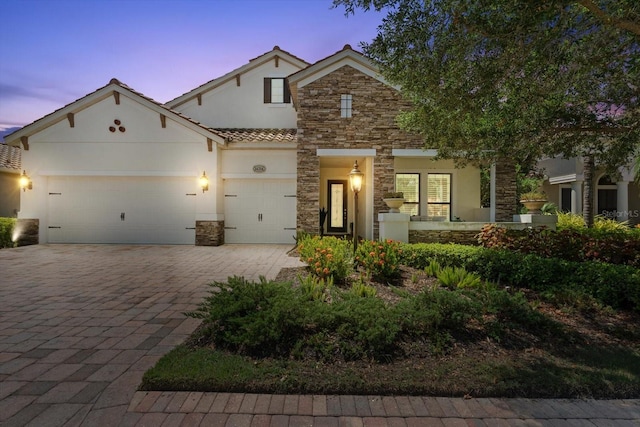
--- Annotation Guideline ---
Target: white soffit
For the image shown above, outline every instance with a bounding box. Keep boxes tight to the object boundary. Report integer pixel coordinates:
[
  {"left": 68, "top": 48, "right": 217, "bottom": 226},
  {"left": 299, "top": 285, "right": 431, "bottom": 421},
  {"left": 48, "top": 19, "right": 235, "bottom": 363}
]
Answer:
[
  {"left": 548, "top": 174, "right": 577, "bottom": 184},
  {"left": 291, "top": 50, "right": 398, "bottom": 90},
  {"left": 392, "top": 149, "right": 438, "bottom": 157},
  {"left": 317, "top": 149, "right": 376, "bottom": 157}
]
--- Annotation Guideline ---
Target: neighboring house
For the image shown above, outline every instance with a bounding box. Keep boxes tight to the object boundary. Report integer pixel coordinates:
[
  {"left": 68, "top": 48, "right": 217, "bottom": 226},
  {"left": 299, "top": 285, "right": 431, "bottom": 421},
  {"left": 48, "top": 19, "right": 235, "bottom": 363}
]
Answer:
[
  {"left": 5, "top": 45, "right": 511, "bottom": 245},
  {"left": 539, "top": 157, "right": 639, "bottom": 226},
  {"left": 0, "top": 143, "right": 21, "bottom": 217}
]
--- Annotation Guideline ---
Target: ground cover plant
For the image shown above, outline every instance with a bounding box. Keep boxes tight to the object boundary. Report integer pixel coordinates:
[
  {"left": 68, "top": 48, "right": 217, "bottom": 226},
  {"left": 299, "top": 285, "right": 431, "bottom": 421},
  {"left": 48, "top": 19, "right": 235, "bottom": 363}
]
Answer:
[{"left": 141, "top": 236, "right": 640, "bottom": 398}]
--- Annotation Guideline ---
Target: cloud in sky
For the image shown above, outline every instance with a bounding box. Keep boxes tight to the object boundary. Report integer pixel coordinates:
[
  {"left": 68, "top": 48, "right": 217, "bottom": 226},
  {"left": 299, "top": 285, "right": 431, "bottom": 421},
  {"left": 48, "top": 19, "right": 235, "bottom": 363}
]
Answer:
[{"left": 0, "top": 0, "right": 386, "bottom": 128}]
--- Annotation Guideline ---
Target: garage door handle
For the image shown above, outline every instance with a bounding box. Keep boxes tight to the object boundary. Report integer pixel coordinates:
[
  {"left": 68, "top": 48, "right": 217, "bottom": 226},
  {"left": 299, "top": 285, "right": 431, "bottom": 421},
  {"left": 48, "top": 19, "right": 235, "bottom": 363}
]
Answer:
[
  {"left": 225, "top": 227, "right": 237, "bottom": 230},
  {"left": 185, "top": 227, "right": 196, "bottom": 230},
  {"left": 121, "top": 212, "right": 125, "bottom": 221}
]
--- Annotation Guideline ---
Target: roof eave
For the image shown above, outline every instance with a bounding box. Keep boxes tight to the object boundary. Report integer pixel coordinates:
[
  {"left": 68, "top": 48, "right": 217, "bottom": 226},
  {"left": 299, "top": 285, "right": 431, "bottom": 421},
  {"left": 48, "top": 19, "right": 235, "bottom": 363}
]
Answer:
[
  {"left": 4, "top": 80, "right": 226, "bottom": 148},
  {"left": 165, "top": 47, "right": 309, "bottom": 109}
]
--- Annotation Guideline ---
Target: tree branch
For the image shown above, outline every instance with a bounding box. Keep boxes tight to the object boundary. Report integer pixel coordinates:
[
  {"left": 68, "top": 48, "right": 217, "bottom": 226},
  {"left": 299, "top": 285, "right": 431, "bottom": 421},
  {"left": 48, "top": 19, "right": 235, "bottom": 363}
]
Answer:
[{"left": 576, "top": 0, "right": 640, "bottom": 36}]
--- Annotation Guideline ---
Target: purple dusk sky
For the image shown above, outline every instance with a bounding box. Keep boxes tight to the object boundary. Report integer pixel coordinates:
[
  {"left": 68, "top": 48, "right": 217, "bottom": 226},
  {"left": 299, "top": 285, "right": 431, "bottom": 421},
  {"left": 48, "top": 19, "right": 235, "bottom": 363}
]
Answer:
[{"left": 0, "top": 0, "right": 385, "bottom": 132}]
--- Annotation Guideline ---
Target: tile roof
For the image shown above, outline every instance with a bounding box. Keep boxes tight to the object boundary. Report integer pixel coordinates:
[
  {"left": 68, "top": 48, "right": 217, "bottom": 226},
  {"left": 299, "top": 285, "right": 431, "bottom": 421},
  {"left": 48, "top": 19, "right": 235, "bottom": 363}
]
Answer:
[
  {"left": 214, "top": 128, "right": 297, "bottom": 143},
  {"left": 0, "top": 143, "right": 21, "bottom": 172}
]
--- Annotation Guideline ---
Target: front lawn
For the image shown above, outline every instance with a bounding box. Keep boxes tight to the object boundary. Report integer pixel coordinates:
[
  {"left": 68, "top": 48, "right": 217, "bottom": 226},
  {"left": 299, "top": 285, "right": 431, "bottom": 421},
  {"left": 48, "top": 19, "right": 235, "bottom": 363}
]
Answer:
[{"left": 141, "top": 239, "right": 640, "bottom": 398}]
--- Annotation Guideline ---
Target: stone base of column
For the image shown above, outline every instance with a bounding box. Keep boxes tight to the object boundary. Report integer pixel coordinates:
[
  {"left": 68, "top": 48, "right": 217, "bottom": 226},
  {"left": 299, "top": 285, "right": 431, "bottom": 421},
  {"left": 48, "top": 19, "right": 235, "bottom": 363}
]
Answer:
[
  {"left": 195, "top": 220, "right": 224, "bottom": 246},
  {"left": 15, "top": 218, "right": 39, "bottom": 246}
]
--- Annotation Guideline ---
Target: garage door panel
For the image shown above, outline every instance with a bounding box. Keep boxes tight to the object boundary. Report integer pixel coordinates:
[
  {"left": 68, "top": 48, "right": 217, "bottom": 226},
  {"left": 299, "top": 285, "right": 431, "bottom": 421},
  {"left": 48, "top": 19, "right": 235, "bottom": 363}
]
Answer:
[
  {"left": 48, "top": 176, "right": 196, "bottom": 244},
  {"left": 224, "top": 179, "right": 296, "bottom": 244}
]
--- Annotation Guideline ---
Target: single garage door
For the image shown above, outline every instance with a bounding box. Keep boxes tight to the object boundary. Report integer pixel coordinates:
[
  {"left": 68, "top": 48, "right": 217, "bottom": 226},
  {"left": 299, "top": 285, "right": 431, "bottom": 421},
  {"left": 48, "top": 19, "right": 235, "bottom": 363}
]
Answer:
[
  {"left": 224, "top": 179, "right": 296, "bottom": 244},
  {"left": 47, "top": 176, "right": 197, "bottom": 244}
]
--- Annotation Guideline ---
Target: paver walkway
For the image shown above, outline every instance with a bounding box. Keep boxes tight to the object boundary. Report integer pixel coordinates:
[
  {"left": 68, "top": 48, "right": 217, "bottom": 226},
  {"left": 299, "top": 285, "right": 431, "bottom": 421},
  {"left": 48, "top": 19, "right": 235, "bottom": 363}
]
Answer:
[{"left": 1, "top": 244, "right": 638, "bottom": 427}]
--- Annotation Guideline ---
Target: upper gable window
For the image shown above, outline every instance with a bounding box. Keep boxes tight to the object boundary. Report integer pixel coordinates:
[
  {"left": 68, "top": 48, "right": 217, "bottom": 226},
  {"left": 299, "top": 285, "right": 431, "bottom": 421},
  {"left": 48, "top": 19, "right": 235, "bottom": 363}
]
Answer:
[
  {"left": 264, "top": 78, "right": 291, "bottom": 104},
  {"left": 341, "top": 94, "right": 352, "bottom": 118}
]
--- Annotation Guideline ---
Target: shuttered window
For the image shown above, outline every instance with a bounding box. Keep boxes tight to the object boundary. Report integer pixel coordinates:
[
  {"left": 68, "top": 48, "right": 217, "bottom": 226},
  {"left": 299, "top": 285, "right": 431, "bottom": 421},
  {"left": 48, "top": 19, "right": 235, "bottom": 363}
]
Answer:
[
  {"left": 264, "top": 78, "right": 291, "bottom": 104},
  {"left": 427, "top": 173, "right": 451, "bottom": 220},
  {"left": 395, "top": 173, "right": 419, "bottom": 216}
]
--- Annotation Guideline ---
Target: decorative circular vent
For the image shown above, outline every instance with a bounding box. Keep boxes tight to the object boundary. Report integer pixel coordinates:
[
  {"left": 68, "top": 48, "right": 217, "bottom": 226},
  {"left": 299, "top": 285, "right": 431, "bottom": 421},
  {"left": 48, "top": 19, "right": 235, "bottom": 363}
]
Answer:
[{"left": 109, "top": 119, "right": 125, "bottom": 133}]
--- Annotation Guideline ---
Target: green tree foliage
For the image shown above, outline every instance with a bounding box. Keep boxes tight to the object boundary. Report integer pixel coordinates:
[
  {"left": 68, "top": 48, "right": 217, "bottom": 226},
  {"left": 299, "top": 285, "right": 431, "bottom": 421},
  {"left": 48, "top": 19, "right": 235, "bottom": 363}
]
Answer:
[{"left": 334, "top": 0, "right": 640, "bottom": 225}]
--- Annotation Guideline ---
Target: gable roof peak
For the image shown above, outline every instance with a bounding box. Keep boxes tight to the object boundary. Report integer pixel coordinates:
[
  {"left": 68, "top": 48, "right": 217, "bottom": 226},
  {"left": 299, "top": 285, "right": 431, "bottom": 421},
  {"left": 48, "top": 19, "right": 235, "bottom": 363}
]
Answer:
[{"left": 343, "top": 44, "right": 352, "bottom": 50}]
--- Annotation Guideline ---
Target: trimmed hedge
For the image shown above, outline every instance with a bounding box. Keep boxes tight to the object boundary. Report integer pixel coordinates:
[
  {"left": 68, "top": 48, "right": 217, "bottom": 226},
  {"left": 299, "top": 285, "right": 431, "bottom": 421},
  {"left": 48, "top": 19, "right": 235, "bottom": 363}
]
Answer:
[
  {"left": 477, "top": 224, "right": 640, "bottom": 268},
  {"left": 400, "top": 243, "right": 640, "bottom": 311},
  {"left": 0, "top": 217, "right": 16, "bottom": 248}
]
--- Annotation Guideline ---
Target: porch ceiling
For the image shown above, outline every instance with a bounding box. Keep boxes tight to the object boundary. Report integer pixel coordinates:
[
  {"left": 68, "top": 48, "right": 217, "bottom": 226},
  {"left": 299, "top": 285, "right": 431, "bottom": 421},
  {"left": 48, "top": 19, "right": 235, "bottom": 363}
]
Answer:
[{"left": 319, "top": 156, "right": 365, "bottom": 169}]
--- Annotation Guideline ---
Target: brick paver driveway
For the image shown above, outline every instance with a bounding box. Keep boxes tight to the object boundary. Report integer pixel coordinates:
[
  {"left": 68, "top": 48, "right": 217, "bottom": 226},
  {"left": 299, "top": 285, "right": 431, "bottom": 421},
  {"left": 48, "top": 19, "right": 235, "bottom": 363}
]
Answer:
[
  {"left": 1, "top": 244, "right": 639, "bottom": 426},
  {"left": 0, "top": 244, "right": 302, "bottom": 426}
]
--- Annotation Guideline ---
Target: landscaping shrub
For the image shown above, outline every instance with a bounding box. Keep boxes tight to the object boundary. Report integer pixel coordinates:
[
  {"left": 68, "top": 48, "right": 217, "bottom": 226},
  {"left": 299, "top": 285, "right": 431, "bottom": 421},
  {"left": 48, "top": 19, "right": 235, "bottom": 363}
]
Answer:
[
  {"left": 0, "top": 217, "right": 16, "bottom": 248},
  {"left": 400, "top": 243, "right": 640, "bottom": 311},
  {"left": 477, "top": 224, "right": 640, "bottom": 268},
  {"left": 355, "top": 238, "right": 402, "bottom": 281},
  {"left": 397, "top": 288, "right": 482, "bottom": 344},
  {"left": 399, "top": 242, "right": 483, "bottom": 269},
  {"left": 186, "top": 276, "right": 319, "bottom": 357},
  {"left": 298, "top": 274, "right": 334, "bottom": 302},
  {"left": 346, "top": 280, "right": 378, "bottom": 298},
  {"left": 557, "top": 211, "right": 634, "bottom": 232},
  {"left": 298, "top": 235, "right": 353, "bottom": 281},
  {"left": 435, "top": 266, "right": 483, "bottom": 289},
  {"left": 332, "top": 297, "right": 401, "bottom": 361}
]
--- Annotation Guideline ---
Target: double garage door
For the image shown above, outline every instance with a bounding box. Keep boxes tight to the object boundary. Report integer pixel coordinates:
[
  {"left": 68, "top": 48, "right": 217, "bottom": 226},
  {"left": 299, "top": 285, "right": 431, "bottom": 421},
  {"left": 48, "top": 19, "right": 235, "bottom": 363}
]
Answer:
[
  {"left": 47, "top": 176, "right": 197, "bottom": 244},
  {"left": 46, "top": 176, "right": 297, "bottom": 245}
]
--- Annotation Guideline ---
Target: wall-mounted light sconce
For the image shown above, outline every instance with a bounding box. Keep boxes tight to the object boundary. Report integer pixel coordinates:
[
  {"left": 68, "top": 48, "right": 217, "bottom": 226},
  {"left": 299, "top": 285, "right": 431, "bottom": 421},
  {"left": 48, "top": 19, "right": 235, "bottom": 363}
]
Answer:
[
  {"left": 199, "top": 171, "right": 209, "bottom": 193},
  {"left": 348, "top": 160, "right": 364, "bottom": 252},
  {"left": 19, "top": 170, "right": 32, "bottom": 192}
]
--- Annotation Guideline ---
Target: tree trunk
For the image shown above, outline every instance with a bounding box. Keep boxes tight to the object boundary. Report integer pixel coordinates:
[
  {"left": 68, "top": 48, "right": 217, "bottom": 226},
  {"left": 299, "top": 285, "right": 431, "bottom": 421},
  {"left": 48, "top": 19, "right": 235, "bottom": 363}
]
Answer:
[{"left": 583, "top": 155, "right": 595, "bottom": 228}]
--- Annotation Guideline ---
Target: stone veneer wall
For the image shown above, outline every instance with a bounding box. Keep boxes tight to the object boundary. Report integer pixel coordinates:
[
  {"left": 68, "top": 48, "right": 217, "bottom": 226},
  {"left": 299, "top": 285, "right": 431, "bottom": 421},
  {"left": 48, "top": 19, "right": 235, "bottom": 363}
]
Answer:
[
  {"left": 195, "top": 220, "right": 224, "bottom": 246},
  {"left": 409, "top": 230, "right": 479, "bottom": 246},
  {"left": 494, "top": 159, "right": 518, "bottom": 221},
  {"left": 16, "top": 218, "right": 39, "bottom": 246},
  {"left": 296, "top": 65, "right": 424, "bottom": 239}
]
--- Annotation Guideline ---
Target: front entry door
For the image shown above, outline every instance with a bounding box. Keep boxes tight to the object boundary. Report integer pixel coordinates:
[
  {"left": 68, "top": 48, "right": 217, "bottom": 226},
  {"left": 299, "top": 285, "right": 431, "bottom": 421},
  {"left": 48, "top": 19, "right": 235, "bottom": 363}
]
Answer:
[{"left": 327, "top": 180, "right": 347, "bottom": 233}]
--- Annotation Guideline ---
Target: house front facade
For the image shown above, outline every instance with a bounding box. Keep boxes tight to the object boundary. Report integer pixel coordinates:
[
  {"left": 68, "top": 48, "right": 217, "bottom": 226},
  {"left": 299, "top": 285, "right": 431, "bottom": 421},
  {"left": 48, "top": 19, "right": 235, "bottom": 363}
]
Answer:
[{"left": 6, "top": 45, "right": 489, "bottom": 246}]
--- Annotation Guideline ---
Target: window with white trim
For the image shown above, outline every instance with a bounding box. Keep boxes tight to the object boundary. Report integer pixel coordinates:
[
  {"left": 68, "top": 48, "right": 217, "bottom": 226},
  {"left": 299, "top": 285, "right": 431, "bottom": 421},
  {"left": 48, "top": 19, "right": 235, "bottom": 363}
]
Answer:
[
  {"left": 427, "top": 173, "right": 451, "bottom": 220},
  {"left": 341, "top": 94, "right": 352, "bottom": 118},
  {"left": 395, "top": 173, "right": 419, "bottom": 216},
  {"left": 264, "top": 78, "right": 291, "bottom": 104}
]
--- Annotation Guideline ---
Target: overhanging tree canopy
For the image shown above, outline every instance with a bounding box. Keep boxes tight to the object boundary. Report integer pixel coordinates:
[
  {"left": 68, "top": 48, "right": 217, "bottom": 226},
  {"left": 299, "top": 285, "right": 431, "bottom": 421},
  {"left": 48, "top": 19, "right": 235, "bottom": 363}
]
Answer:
[{"left": 334, "top": 0, "right": 639, "bottom": 170}]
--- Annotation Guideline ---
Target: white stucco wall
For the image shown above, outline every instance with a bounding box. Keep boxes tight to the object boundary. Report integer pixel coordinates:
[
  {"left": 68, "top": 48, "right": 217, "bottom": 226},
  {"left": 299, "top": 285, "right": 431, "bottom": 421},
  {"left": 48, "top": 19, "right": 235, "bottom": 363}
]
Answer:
[
  {"left": 18, "top": 92, "right": 220, "bottom": 242},
  {"left": 172, "top": 60, "right": 302, "bottom": 129},
  {"left": 220, "top": 149, "right": 296, "bottom": 177}
]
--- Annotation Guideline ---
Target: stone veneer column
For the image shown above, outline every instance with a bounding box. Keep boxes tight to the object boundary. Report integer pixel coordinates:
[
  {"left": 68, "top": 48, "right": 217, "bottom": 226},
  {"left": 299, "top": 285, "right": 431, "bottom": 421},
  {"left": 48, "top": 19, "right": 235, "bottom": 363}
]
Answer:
[
  {"left": 195, "top": 220, "right": 224, "bottom": 246},
  {"left": 297, "top": 150, "right": 320, "bottom": 235},
  {"left": 494, "top": 159, "right": 518, "bottom": 221}
]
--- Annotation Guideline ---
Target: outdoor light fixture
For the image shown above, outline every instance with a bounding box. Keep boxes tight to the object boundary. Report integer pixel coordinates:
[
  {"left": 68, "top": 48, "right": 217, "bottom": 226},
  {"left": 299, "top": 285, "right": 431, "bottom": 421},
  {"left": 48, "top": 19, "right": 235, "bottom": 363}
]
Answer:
[
  {"left": 19, "top": 170, "right": 32, "bottom": 191},
  {"left": 199, "top": 171, "right": 209, "bottom": 193},
  {"left": 348, "top": 160, "right": 364, "bottom": 252}
]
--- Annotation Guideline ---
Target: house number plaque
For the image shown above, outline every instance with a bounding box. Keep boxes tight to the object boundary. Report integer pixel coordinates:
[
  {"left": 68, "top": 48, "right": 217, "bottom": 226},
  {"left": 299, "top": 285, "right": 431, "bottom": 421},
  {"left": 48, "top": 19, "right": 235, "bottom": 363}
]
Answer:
[{"left": 253, "top": 165, "right": 266, "bottom": 173}]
